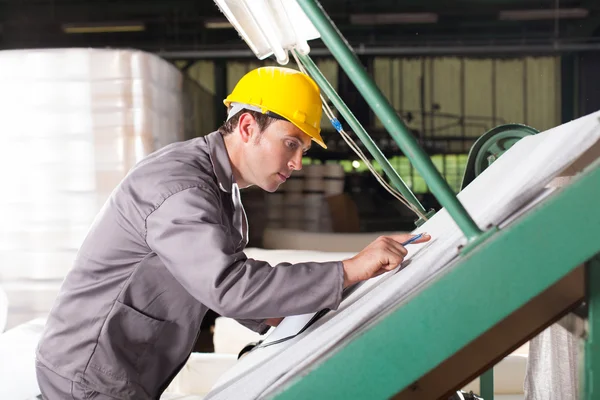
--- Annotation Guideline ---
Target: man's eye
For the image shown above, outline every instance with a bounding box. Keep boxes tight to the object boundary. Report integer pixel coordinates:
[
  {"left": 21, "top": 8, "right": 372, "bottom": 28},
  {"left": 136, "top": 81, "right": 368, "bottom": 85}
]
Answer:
[{"left": 286, "top": 141, "right": 298, "bottom": 149}]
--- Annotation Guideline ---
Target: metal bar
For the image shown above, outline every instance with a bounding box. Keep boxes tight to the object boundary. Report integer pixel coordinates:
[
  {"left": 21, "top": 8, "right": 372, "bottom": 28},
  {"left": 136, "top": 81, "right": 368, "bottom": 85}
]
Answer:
[
  {"left": 297, "top": 0, "right": 484, "bottom": 241},
  {"left": 584, "top": 255, "right": 600, "bottom": 400},
  {"left": 213, "top": 59, "right": 227, "bottom": 127},
  {"left": 275, "top": 161, "right": 600, "bottom": 399},
  {"left": 157, "top": 42, "right": 600, "bottom": 60},
  {"left": 480, "top": 368, "right": 494, "bottom": 400},
  {"left": 296, "top": 52, "right": 428, "bottom": 216}
]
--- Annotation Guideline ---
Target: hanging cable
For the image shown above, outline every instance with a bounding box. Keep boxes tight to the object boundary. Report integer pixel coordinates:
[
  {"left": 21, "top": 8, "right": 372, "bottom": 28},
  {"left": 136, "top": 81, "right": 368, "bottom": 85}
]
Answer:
[{"left": 291, "top": 51, "right": 428, "bottom": 221}]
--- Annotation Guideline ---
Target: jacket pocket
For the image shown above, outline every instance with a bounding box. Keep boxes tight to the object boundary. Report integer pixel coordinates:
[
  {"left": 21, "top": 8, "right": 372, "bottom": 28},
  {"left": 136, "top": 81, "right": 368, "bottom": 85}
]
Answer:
[{"left": 86, "top": 300, "right": 167, "bottom": 387}]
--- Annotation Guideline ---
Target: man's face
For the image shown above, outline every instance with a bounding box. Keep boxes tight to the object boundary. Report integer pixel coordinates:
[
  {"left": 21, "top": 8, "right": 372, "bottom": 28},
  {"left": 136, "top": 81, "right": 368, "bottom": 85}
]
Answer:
[{"left": 243, "top": 118, "right": 312, "bottom": 192}]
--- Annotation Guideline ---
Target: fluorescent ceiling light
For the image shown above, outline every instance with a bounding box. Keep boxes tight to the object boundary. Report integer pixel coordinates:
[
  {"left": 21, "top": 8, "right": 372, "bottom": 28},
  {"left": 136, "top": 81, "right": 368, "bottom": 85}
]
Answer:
[
  {"left": 214, "top": 0, "right": 320, "bottom": 65},
  {"left": 205, "top": 19, "right": 234, "bottom": 29},
  {"left": 350, "top": 13, "right": 439, "bottom": 25},
  {"left": 62, "top": 22, "right": 145, "bottom": 34},
  {"left": 499, "top": 8, "right": 588, "bottom": 21}
]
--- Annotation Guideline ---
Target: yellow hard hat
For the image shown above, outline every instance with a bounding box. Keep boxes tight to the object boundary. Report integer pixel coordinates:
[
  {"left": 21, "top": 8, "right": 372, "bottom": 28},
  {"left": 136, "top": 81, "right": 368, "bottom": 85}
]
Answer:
[{"left": 224, "top": 66, "right": 326, "bottom": 148}]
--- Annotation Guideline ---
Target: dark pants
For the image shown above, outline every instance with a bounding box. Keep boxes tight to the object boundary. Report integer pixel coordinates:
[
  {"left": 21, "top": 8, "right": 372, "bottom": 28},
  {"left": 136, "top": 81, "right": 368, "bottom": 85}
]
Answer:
[{"left": 36, "top": 361, "right": 118, "bottom": 400}]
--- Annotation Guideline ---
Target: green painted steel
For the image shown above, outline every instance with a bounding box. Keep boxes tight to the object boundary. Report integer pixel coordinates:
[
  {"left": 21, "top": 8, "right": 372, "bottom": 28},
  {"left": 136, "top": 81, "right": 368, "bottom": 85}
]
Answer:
[
  {"left": 461, "top": 124, "right": 538, "bottom": 189},
  {"left": 275, "top": 161, "right": 600, "bottom": 399},
  {"left": 472, "top": 124, "right": 538, "bottom": 181},
  {"left": 585, "top": 255, "right": 600, "bottom": 400},
  {"left": 480, "top": 369, "right": 494, "bottom": 400},
  {"left": 297, "top": 0, "right": 484, "bottom": 242},
  {"left": 295, "top": 51, "right": 432, "bottom": 222}
]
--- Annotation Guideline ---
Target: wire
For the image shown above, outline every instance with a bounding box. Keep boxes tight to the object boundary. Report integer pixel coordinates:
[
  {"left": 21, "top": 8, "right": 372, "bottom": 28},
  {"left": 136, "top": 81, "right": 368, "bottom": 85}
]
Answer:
[{"left": 291, "top": 51, "right": 428, "bottom": 221}]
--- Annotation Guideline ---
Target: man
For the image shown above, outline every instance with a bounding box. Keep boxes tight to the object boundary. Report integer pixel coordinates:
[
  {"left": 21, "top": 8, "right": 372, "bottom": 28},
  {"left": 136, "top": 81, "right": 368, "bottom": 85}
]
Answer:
[{"left": 35, "top": 66, "right": 430, "bottom": 399}]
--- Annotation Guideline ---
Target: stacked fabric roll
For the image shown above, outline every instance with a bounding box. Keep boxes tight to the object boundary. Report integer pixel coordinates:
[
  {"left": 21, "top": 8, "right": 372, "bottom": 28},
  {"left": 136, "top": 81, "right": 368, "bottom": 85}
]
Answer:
[
  {"left": 282, "top": 168, "right": 305, "bottom": 230},
  {"left": 0, "top": 48, "right": 185, "bottom": 327},
  {"left": 265, "top": 163, "right": 346, "bottom": 233}
]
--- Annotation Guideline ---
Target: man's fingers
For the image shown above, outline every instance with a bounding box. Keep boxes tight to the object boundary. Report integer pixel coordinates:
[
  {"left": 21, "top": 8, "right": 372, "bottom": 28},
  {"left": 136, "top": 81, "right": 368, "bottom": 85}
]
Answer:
[
  {"left": 379, "top": 253, "right": 404, "bottom": 270},
  {"left": 382, "top": 237, "right": 408, "bottom": 257}
]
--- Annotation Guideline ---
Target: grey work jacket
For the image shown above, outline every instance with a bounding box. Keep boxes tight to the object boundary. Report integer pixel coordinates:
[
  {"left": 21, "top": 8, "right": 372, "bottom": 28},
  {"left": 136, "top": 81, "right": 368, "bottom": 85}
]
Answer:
[{"left": 36, "top": 131, "right": 344, "bottom": 399}]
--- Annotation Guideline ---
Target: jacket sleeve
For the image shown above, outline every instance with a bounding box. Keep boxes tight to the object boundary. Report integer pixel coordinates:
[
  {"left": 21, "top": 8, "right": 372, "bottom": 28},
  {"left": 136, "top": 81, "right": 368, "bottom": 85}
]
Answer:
[
  {"left": 145, "top": 185, "right": 344, "bottom": 320},
  {"left": 234, "top": 318, "right": 270, "bottom": 335}
]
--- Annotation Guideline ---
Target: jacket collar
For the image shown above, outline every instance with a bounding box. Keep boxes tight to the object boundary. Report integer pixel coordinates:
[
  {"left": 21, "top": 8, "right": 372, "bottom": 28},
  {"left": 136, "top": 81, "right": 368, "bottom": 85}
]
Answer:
[{"left": 206, "top": 131, "right": 235, "bottom": 194}]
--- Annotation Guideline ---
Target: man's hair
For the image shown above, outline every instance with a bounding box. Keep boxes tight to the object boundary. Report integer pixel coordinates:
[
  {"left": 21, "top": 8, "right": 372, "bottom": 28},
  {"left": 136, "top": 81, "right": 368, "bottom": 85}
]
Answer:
[{"left": 218, "top": 109, "right": 277, "bottom": 136}]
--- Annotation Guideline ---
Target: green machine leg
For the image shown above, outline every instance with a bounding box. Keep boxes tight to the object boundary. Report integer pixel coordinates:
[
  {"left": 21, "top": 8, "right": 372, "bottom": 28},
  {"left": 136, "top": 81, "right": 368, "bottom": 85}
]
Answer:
[
  {"left": 585, "top": 255, "right": 600, "bottom": 399},
  {"left": 480, "top": 369, "right": 494, "bottom": 400}
]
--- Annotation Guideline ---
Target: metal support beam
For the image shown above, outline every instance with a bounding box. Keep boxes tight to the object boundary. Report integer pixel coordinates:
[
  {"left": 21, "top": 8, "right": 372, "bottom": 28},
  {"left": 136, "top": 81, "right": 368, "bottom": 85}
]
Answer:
[
  {"left": 297, "top": 0, "right": 484, "bottom": 242},
  {"left": 561, "top": 55, "right": 577, "bottom": 123},
  {"left": 213, "top": 59, "right": 227, "bottom": 126},
  {"left": 295, "top": 52, "right": 431, "bottom": 222},
  {"left": 158, "top": 42, "right": 600, "bottom": 60}
]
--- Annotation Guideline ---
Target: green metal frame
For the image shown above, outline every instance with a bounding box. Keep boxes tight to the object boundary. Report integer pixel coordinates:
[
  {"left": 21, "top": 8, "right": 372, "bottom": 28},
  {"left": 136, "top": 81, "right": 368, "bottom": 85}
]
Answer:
[
  {"left": 220, "top": 0, "right": 600, "bottom": 397},
  {"left": 275, "top": 159, "right": 600, "bottom": 400},
  {"left": 297, "top": 0, "right": 488, "bottom": 244},
  {"left": 294, "top": 51, "right": 435, "bottom": 225},
  {"left": 461, "top": 124, "right": 539, "bottom": 190}
]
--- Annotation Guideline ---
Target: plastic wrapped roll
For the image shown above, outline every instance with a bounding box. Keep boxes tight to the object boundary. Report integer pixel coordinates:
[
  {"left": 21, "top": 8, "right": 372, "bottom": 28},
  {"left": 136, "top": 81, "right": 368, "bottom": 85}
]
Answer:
[{"left": 0, "top": 49, "right": 185, "bottom": 327}]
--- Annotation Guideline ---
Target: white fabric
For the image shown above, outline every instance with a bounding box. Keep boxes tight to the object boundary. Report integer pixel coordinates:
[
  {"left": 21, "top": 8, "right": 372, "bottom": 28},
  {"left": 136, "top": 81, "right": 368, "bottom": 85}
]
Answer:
[
  {"left": 164, "top": 353, "right": 238, "bottom": 398},
  {"left": 0, "top": 48, "right": 184, "bottom": 284},
  {"left": 0, "top": 318, "right": 45, "bottom": 400},
  {"left": 524, "top": 324, "right": 581, "bottom": 400},
  {"left": 0, "top": 286, "right": 7, "bottom": 333},
  {"left": 206, "top": 111, "right": 600, "bottom": 399}
]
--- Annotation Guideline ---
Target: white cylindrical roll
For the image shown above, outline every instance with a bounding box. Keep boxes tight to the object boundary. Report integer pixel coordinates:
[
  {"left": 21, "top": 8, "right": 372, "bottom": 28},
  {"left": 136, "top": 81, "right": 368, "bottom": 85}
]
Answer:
[
  {"left": 304, "top": 178, "right": 325, "bottom": 193},
  {"left": 284, "top": 192, "right": 304, "bottom": 206},
  {"left": 323, "top": 163, "right": 345, "bottom": 196},
  {"left": 304, "top": 164, "right": 326, "bottom": 179},
  {"left": 0, "top": 49, "right": 185, "bottom": 308},
  {"left": 304, "top": 193, "right": 325, "bottom": 221},
  {"left": 265, "top": 193, "right": 284, "bottom": 207},
  {"left": 267, "top": 207, "right": 284, "bottom": 220},
  {"left": 282, "top": 178, "right": 303, "bottom": 193}
]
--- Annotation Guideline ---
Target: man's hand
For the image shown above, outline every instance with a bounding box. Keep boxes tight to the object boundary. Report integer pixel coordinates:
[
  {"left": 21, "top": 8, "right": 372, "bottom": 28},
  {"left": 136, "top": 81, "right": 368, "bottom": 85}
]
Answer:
[{"left": 342, "top": 233, "right": 431, "bottom": 288}]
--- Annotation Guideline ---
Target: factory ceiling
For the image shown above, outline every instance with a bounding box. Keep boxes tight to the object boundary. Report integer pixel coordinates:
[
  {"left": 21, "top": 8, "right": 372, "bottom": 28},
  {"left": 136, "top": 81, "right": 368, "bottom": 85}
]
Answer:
[{"left": 0, "top": 0, "right": 599, "bottom": 57}]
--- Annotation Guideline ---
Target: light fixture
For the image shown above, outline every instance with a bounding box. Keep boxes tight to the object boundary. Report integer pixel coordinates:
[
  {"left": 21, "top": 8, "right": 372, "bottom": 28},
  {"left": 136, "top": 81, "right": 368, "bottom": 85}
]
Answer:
[
  {"left": 62, "top": 22, "right": 145, "bottom": 34},
  {"left": 204, "top": 18, "right": 234, "bottom": 29},
  {"left": 213, "top": 0, "right": 320, "bottom": 65},
  {"left": 350, "top": 13, "right": 439, "bottom": 25},
  {"left": 499, "top": 8, "right": 588, "bottom": 21}
]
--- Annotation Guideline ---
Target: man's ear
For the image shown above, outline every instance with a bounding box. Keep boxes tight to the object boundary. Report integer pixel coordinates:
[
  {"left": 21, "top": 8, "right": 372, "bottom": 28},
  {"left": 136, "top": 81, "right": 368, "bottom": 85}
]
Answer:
[{"left": 237, "top": 113, "right": 256, "bottom": 144}]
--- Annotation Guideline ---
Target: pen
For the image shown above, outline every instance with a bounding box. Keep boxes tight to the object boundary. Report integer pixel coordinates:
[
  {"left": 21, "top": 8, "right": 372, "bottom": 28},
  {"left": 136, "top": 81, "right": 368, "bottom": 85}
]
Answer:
[{"left": 401, "top": 233, "right": 425, "bottom": 246}]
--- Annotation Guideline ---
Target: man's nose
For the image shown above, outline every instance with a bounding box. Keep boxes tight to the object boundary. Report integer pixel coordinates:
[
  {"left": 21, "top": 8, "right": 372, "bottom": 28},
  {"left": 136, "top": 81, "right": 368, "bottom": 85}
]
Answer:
[{"left": 288, "top": 151, "right": 303, "bottom": 171}]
